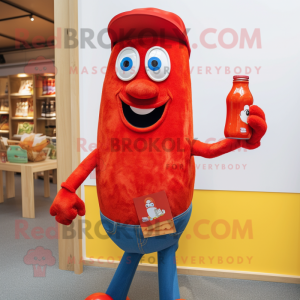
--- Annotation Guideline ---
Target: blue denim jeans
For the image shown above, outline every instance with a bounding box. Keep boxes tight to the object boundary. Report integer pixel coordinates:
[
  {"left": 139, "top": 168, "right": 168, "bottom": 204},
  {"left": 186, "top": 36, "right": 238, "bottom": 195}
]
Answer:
[{"left": 100, "top": 204, "right": 192, "bottom": 300}]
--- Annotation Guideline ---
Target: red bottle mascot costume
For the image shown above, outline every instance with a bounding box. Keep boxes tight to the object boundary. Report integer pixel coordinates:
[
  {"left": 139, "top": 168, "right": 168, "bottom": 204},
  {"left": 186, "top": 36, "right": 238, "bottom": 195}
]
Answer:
[{"left": 50, "top": 8, "right": 267, "bottom": 300}]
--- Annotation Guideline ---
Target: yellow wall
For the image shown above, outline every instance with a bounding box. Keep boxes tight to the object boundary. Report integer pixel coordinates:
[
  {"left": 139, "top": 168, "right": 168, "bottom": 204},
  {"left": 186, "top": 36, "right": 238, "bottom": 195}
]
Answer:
[{"left": 85, "top": 186, "right": 300, "bottom": 276}]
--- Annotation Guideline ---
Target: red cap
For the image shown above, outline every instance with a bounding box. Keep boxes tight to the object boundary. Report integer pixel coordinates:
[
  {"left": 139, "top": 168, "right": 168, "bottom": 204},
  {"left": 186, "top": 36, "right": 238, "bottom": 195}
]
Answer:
[
  {"left": 108, "top": 8, "right": 191, "bottom": 56},
  {"left": 233, "top": 75, "right": 249, "bottom": 79}
]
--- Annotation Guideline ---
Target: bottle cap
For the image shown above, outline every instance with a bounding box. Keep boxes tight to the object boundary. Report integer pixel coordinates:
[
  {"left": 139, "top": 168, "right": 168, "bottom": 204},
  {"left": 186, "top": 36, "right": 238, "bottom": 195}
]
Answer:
[{"left": 233, "top": 75, "right": 249, "bottom": 81}]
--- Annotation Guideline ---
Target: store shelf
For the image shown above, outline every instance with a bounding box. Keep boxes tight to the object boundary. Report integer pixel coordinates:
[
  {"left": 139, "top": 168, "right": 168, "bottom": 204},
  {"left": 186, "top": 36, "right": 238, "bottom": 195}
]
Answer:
[
  {"left": 10, "top": 93, "right": 33, "bottom": 98},
  {"left": 0, "top": 130, "right": 9, "bottom": 133},
  {"left": 37, "top": 117, "right": 56, "bottom": 120},
  {"left": 0, "top": 111, "right": 9, "bottom": 114},
  {"left": 11, "top": 117, "right": 34, "bottom": 120},
  {"left": 0, "top": 94, "right": 8, "bottom": 99},
  {"left": 37, "top": 95, "right": 56, "bottom": 99}
]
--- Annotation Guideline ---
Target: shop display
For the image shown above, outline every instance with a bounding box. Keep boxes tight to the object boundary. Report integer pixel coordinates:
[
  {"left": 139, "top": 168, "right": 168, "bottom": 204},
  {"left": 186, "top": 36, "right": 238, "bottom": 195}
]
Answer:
[
  {"left": 16, "top": 122, "right": 34, "bottom": 135},
  {"left": 1, "top": 74, "right": 56, "bottom": 140},
  {"left": 7, "top": 145, "right": 28, "bottom": 163},
  {"left": 224, "top": 75, "right": 254, "bottom": 139},
  {"left": 18, "top": 80, "right": 33, "bottom": 95},
  {"left": 50, "top": 8, "right": 268, "bottom": 300},
  {"left": 19, "top": 133, "right": 50, "bottom": 162}
]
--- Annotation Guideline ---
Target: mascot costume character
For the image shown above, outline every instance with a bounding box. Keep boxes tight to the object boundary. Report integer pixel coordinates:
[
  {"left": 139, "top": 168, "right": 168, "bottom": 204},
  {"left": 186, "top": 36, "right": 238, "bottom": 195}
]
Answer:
[{"left": 50, "top": 8, "right": 267, "bottom": 300}]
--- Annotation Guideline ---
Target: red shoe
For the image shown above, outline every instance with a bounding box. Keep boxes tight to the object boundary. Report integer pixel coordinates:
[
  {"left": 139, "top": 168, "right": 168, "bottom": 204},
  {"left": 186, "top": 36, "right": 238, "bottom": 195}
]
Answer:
[{"left": 85, "top": 293, "right": 130, "bottom": 300}]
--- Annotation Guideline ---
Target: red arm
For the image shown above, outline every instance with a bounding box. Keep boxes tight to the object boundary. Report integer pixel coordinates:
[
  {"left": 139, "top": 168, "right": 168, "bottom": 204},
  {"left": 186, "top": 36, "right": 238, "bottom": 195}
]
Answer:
[
  {"left": 61, "top": 149, "right": 98, "bottom": 192},
  {"left": 50, "top": 149, "right": 98, "bottom": 225},
  {"left": 191, "top": 105, "right": 267, "bottom": 158}
]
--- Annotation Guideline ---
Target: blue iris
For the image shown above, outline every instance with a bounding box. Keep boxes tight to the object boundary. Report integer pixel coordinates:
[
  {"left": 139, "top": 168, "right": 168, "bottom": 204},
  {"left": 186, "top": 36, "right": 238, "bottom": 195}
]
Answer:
[
  {"left": 148, "top": 57, "right": 161, "bottom": 71},
  {"left": 120, "top": 57, "right": 133, "bottom": 71}
]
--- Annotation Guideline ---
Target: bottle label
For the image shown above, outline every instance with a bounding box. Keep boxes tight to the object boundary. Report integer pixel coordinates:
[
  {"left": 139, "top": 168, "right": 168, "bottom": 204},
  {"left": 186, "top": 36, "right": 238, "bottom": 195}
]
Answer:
[{"left": 239, "top": 105, "right": 250, "bottom": 124}]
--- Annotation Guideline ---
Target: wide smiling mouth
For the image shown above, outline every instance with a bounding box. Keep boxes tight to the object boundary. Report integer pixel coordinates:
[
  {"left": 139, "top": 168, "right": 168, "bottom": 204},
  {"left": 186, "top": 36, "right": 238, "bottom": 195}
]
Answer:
[
  {"left": 121, "top": 101, "right": 166, "bottom": 128},
  {"left": 117, "top": 89, "right": 172, "bottom": 132}
]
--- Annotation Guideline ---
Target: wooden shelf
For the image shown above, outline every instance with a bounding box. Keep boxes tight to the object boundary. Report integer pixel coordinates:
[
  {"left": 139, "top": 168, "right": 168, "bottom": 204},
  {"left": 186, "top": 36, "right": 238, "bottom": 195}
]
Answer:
[
  {"left": 37, "top": 95, "right": 56, "bottom": 99},
  {"left": 10, "top": 94, "right": 33, "bottom": 98},
  {"left": 5, "top": 74, "right": 56, "bottom": 139},
  {"left": 0, "top": 111, "right": 9, "bottom": 114},
  {"left": 0, "top": 130, "right": 9, "bottom": 133},
  {"left": 37, "top": 117, "right": 56, "bottom": 120},
  {"left": 11, "top": 117, "right": 34, "bottom": 120},
  {"left": 12, "top": 134, "right": 22, "bottom": 139},
  {"left": 0, "top": 95, "right": 8, "bottom": 99}
]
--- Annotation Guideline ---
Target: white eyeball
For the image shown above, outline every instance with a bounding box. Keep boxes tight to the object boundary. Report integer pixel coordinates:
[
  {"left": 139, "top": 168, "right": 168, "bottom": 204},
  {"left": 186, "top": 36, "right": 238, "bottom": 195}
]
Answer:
[
  {"left": 145, "top": 46, "right": 171, "bottom": 82},
  {"left": 116, "top": 47, "right": 140, "bottom": 81}
]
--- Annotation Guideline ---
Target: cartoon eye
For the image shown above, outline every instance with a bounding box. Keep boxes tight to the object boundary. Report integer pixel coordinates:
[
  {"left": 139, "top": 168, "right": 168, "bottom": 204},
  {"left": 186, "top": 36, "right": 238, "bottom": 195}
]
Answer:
[
  {"left": 145, "top": 46, "right": 171, "bottom": 82},
  {"left": 245, "top": 109, "right": 250, "bottom": 116},
  {"left": 42, "top": 257, "right": 46, "bottom": 260},
  {"left": 115, "top": 47, "right": 140, "bottom": 81},
  {"left": 150, "top": 203, "right": 154, "bottom": 207},
  {"left": 34, "top": 257, "right": 38, "bottom": 260},
  {"left": 146, "top": 204, "right": 149, "bottom": 208},
  {"left": 43, "top": 67, "right": 47, "bottom": 71},
  {"left": 35, "top": 67, "right": 39, "bottom": 71}
]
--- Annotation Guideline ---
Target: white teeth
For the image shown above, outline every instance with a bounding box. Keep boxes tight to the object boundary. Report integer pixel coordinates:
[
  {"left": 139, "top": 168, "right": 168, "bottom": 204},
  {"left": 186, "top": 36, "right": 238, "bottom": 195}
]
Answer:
[{"left": 130, "top": 106, "right": 155, "bottom": 115}]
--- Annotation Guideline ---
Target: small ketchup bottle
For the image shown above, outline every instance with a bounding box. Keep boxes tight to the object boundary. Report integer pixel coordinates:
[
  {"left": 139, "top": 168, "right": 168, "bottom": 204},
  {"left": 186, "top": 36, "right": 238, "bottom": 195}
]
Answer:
[{"left": 224, "top": 75, "right": 253, "bottom": 140}]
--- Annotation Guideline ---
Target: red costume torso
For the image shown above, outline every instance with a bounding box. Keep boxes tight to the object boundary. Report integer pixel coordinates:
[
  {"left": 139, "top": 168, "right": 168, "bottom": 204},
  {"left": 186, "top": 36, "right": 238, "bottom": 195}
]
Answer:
[{"left": 96, "top": 38, "right": 195, "bottom": 224}]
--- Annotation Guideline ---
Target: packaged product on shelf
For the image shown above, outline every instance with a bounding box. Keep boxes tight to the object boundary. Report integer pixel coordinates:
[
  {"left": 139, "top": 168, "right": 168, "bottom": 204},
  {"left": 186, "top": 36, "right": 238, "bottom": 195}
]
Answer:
[
  {"left": 22, "top": 101, "right": 28, "bottom": 117},
  {"left": 50, "top": 125, "right": 56, "bottom": 136},
  {"left": 0, "top": 115, "right": 9, "bottom": 130},
  {"left": 1, "top": 151, "right": 7, "bottom": 163},
  {"left": 19, "top": 133, "right": 50, "bottom": 162},
  {"left": 53, "top": 78, "right": 56, "bottom": 95},
  {"left": 17, "top": 122, "right": 34, "bottom": 135},
  {"left": 0, "top": 137, "right": 8, "bottom": 163},
  {"left": 3, "top": 99, "right": 9, "bottom": 112},
  {"left": 47, "top": 78, "right": 52, "bottom": 95},
  {"left": 45, "top": 100, "right": 50, "bottom": 117},
  {"left": 15, "top": 102, "right": 22, "bottom": 117},
  {"left": 48, "top": 138, "right": 57, "bottom": 159},
  {"left": 28, "top": 98, "right": 34, "bottom": 117},
  {"left": 50, "top": 100, "right": 55, "bottom": 117},
  {"left": 45, "top": 125, "right": 51, "bottom": 136},
  {"left": 7, "top": 146, "right": 28, "bottom": 163},
  {"left": 18, "top": 80, "right": 33, "bottom": 95},
  {"left": 41, "top": 101, "right": 46, "bottom": 117},
  {"left": 0, "top": 137, "right": 8, "bottom": 148},
  {"left": 43, "top": 79, "right": 47, "bottom": 95}
]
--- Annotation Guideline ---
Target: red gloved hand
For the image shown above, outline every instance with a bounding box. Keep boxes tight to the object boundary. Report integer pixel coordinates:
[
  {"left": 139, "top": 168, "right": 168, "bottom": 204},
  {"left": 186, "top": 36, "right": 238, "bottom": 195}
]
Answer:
[
  {"left": 50, "top": 187, "right": 86, "bottom": 225},
  {"left": 241, "top": 105, "right": 267, "bottom": 150}
]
